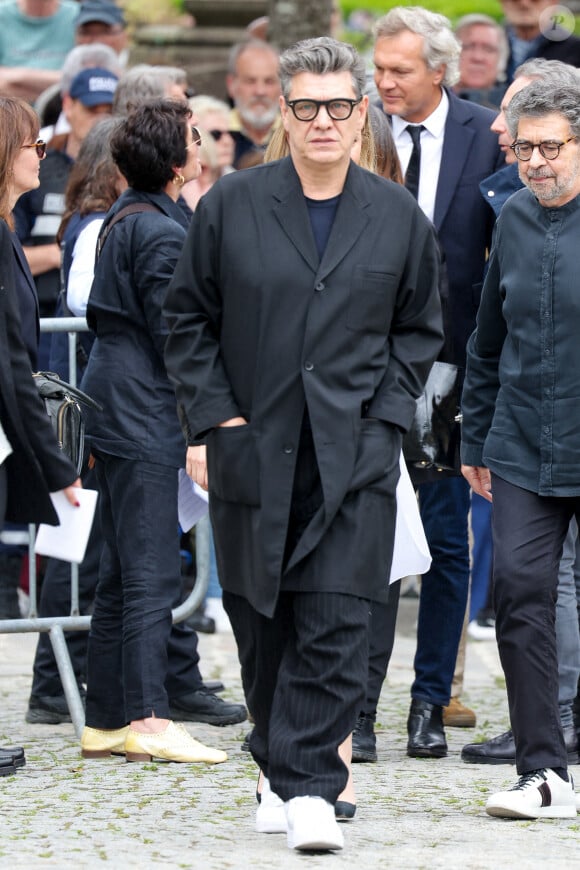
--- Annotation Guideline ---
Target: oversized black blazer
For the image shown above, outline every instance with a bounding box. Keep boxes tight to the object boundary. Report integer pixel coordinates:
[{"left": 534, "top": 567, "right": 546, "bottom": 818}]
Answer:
[
  {"left": 432, "top": 89, "right": 504, "bottom": 368},
  {"left": 0, "top": 221, "right": 77, "bottom": 525},
  {"left": 165, "top": 157, "right": 444, "bottom": 616}
]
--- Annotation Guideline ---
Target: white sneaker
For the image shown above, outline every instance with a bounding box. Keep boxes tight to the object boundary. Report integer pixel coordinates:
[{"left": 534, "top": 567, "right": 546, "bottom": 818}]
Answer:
[
  {"left": 255, "top": 777, "right": 286, "bottom": 834},
  {"left": 467, "top": 617, "right": 496, "bottom": 641},
  {"left": 285, "top": 796, "right": 344, "bottom": 851},
  {"left": 205, "top": 597, "right": 232, "bottom": 632},
  {"left": 486, "top": 768, "right": 577, "bottom": 819}
]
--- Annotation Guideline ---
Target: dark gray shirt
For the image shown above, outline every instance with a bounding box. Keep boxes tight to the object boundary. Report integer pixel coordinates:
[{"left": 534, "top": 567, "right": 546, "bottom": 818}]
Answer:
[{"left": 461, "top": 188, "right": 580, "bottom": 496}]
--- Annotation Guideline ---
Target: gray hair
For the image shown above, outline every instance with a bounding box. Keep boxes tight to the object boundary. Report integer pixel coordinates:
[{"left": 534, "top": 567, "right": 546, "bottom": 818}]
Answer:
[
  {"left": 515, "top": 58, "right": 580, "bottom": 88},
  {"left": 279, "top": 37, "right": 366, "bottom": 101},
  {"left": 455, "top": 13, "right": 508, "bottom": 82},
  {"left": 506, "top": 82, "right": 580, "bottom": 139},
  {"left": 189, "top": 94, "right": 231, "bottom": 123},
  {"left": 60, "top": 43, "right": 121, "bottom": 94},
  {"left": 112, "top": 64, "right": 188, "bottom": 116},
  {"left": 227, "top": 39, "right": 279, "bottom": 77},
  {"left": 373, "top": 6, "right": 461, "bottom": 87}
]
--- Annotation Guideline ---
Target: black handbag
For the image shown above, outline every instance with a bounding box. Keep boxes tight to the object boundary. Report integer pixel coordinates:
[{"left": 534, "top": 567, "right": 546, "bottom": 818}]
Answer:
[
  {"left": 403, "top": 361, "right": 462, "bottom": 473},
  {"left": 33, "top": 371, "right": 102, "bottom": 476}
]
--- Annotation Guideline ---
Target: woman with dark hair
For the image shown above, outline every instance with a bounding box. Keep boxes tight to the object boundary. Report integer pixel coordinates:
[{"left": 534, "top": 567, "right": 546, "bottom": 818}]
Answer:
[{"left": 80, "top": 100, "right": 226, "bottom": 765}]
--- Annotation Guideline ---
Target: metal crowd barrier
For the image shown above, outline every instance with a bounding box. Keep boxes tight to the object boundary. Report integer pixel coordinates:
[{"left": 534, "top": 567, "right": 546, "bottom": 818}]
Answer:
[{"left": 0, "top": 317, "right": 210, "bottom": 737}]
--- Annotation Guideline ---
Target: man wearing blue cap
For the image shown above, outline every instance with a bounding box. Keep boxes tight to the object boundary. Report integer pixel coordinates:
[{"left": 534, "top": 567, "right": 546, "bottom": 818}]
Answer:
[
  {"left": 14, "top": 67, "right": 119, "bottom": 337},
  {"left": 75, "top": 0, "right": 129, "bottom": 65}
]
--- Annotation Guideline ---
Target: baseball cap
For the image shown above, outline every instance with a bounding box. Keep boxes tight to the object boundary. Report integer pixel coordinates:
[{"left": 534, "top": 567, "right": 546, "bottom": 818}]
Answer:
[
  {"left": 69, "top": 67, "right": 119, "bottom": 107},
  {"left": 76, "top": 0, "right": 127, "bottom": 29}
]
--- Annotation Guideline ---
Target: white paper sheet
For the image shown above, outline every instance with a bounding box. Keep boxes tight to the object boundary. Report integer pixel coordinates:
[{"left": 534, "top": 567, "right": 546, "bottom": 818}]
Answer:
[
  {"left": 178, "top": 468, "right": 209, "bottom": 532},
  {"left": 390, "top": 453, "right": 431, "bottom": 583},
  {"left": 34, "top": 488, "right": 98, "bottom": 564}
]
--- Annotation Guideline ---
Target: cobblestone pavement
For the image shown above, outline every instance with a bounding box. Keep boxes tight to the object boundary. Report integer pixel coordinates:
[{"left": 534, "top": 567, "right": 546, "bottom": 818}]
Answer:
[{"left": 0, "top": 598, "right": 578, "bottom": 869}]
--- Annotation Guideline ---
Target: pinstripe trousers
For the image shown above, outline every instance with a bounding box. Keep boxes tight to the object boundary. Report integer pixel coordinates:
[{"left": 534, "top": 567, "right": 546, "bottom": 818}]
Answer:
[{"left": 223, "top": 589, "right": 370, "bottom": 803}]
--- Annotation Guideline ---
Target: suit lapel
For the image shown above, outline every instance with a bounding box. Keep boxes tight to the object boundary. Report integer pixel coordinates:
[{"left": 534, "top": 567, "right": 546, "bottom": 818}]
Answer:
[
  {"left": 271, "top": 158, "right": 319, "bottom": 273},
  {"left": 433, "top": 92, "right": 476, "bottom": 231},
  {"left": 316, "top": 164, "right": 371, "bottom": 281},
  {"left": 271, "top": 159, "right": 372, "bottom": 277}
]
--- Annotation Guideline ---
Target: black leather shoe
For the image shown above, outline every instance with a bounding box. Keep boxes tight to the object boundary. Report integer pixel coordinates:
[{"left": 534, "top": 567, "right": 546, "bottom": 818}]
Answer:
[
  {"left": 352, "top": 713, "right": 377, "bottom": 763},
  {"left": 185, "top": 610, "right": 216, "bottom": 634},
  {"left": 240, "top": 729, "right": 253, "bottom": 752},
  {"left": 407, "top": 699, "right": 447, "bottom": 758},
  {"left": 0, "top": 753, "right": 17, "bottom": 776},
  {"left": 25, "top": 690, "right": 85, "bottom": 725},
  {"left": 335, "top": 801, "right": 356, "bottom": 820},
  {"left": 461, "top": 725, "right": 579, "bottom": 765},
  {"left": 203, "top": 680, "right": 225, "bottom": 694},
  {"left": 169, "top": 690, "right": 247, "bottom": 726},
  {"left": 0, "top": 745, "right": 25, "bottom": 768}
]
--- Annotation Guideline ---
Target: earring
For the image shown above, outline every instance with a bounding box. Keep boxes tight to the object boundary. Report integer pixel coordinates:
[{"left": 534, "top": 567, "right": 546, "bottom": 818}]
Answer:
[{"left": 173, "top": 172, "right": 185, "bottom": 187}]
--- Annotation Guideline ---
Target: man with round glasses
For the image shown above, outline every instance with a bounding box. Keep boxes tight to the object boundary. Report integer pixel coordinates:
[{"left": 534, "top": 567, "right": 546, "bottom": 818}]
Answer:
[
  {"left": 165, "top": 36, "right": 443, "bottom": 852},
  {"left": 461, "top": 80, "right": 580, "bottom": 820}
]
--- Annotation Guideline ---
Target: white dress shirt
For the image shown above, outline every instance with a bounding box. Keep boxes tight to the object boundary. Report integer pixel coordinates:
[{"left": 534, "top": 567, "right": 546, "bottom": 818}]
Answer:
[{"left": 392, "top": 89, "right": 449, "bottom": 223}]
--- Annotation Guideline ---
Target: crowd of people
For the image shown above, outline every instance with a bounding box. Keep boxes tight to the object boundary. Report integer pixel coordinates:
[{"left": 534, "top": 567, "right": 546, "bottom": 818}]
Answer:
[{"left": 1, "top": 0, "right": 580, "bottom": 853}]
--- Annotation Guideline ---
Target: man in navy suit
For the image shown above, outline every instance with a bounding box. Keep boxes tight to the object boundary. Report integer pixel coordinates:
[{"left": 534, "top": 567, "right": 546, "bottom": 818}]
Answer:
[{"left": 368, "top": 6, "right": 504, "bottom": 760}]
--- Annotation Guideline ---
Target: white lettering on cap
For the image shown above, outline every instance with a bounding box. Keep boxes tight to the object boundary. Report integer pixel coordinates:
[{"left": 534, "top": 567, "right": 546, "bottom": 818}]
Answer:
[{"left": 89, "top": 77, "right": 117, "bottom": 93}]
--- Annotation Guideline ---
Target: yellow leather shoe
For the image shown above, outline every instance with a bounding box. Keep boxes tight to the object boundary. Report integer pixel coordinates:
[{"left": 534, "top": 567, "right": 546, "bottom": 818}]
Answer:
[
  {"left": 442, "top": 697, "right": 476, "bottom": 728},
  {"left": 124, "top": 721, "right": 227, "bottom": 764},
  {"left": 81, "top": 725, "right": 129, "bottom": 758}
]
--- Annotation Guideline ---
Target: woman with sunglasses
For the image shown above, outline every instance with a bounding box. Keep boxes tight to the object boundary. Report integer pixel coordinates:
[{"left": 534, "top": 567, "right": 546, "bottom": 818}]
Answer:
[
  {"left": 188, "top": 95, "right": 235, "bottom": 175},
  {"left": 0, "top": 97, "right": 47, "bottom": 371},
  {"left": 79, "top": 99, "right": 226, "bottom": 765}
]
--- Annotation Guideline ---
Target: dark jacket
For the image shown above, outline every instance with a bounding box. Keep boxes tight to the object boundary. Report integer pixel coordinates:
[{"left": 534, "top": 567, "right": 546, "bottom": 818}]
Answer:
[
  {"left": 461, "top": 189, "right": 580, "bottom": 496},
  {"left": 0, "top": 220, "right": 77, "bottom": 524},
  {"left": 164, "top": 157, "right": 443, "bottom": 616},
  {"left": 479, "top": 163, "right": 523, "bottom": 219},
  {"left": 506, "top": 30, "right": 580, "bottom": 84},
  {"left": 82, "top": 189, "right": 189, "bottom": 467},
  {"left": 431, "top": 90, "right": 504, "bottom": 369}
]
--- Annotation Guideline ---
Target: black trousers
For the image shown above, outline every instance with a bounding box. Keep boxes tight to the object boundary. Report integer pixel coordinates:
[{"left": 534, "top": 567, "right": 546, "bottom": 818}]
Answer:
[
  {"left": 86, "top": 455, "right": 203, "bottom": 728},
  {"left": 362, "top": 579, "right": 401, "bottom": 718},
  {"left": 491, "top": 473, "right": 580, "bottom": 774},
  {"left": 223, "top": 589, "right": 370, "bottom": 804},
  {"left": 30, "top": 465, "right": 204, "bottom": 702}
]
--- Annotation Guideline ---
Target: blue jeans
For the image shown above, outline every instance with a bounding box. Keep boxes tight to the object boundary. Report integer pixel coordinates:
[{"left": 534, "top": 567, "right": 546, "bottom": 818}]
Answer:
[
  {"left": 469, "top": 493, "right": 493, "bottom": 621},
  {"left": 412, "top": 476, "right": 471, "bottom": 707}
]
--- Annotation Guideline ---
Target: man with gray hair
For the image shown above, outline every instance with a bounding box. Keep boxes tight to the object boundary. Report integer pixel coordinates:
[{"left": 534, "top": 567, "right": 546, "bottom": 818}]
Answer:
[
  {"left": 165, "top": 35, "right": 442, "bottom": 851},
  {"left": 461, "top": 81, "right": 580, "bottom": 819},
  {"left": 357, "top": 5, "right": 503, "bottom": 765},
  {"left": 225, "top": 39, "right": 281, "bottom": 167},
  {"left": 461, "top": 57, "right": 580, "bottom": 768},
  {"left": 454, "top": 13, "right": 508, "bottom": 108}
]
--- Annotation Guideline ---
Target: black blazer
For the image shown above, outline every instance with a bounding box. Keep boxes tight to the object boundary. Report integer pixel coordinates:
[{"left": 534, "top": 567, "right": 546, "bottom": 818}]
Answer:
[
  {"left": 0, "top": 221, "right": 77, "bottom": 525},
  {"left": 165, "top": 157, "right": 444, "bottom": 615}
]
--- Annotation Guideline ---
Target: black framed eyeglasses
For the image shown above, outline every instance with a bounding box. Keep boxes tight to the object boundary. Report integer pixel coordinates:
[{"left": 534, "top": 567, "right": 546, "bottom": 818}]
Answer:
[
  {"left": 510, "top": 137, "right": 577, "bottom": 161},
  {"left": 21, "top": 139, "right": 46, "bottom": 159},
  {"left": 285, "top": 97, "right": 362, "bottom": 122},
  {"left": 209, "top": 129, "right": 233, "bottom": 141}
]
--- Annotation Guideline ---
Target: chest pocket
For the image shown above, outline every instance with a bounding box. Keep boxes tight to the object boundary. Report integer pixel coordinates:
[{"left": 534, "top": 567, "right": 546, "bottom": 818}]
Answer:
[{"left": 347, "top": 266, "right": 398, "bottom": 333}]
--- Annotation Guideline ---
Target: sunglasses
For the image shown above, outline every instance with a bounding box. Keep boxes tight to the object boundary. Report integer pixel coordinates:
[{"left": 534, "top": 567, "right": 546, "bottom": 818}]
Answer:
[
  {"left": 21, "top": 139, "right": 46, "bottom": 159},
  {"left": 209, "top": 129, "right": 233, "bottom": 142}
]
